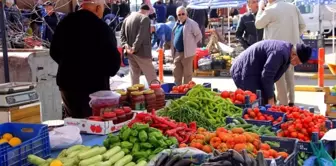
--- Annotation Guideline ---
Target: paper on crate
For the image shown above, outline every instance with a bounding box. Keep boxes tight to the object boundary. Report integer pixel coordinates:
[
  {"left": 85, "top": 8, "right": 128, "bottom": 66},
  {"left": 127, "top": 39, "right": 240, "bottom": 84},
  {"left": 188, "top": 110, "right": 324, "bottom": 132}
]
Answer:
[
  {"left": 64, "top": 113, "right": 136, "bottom": 135},
  {"left": 321, "top": 128, "right": 336, "bottom": 141}
]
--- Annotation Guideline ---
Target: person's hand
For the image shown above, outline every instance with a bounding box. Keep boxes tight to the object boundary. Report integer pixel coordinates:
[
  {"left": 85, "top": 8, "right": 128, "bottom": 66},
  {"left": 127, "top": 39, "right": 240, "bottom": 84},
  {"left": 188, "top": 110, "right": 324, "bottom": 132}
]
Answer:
[
  {"left": 258, "top": 0, "right": 266, "bottom": 11},
  {"left": 126, "top": 47, "right": 134, "bottom": 54},
  {"left": 268, "top": 98, "right": 275, "bottom": 105}
]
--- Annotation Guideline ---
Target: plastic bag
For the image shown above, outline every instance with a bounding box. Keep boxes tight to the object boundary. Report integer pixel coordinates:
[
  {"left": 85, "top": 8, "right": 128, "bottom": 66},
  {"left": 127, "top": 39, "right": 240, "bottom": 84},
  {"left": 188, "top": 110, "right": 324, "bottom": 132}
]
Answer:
[
  {"left": 49, "top": 126, "right": 82, "bottom": 150},
  {"left": 309, "top": 141, "right": 336, "bottom": 166},
  {"left": 147, "top": 147, "right": 210, "bottom": 166}
]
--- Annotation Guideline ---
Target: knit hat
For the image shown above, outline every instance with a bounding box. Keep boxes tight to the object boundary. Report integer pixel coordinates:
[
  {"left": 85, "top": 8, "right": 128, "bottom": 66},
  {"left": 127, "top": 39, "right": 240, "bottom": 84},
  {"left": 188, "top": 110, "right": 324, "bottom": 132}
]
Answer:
[
  {"left": 296, "top": 43, "right": 312, "bottom": 64},
  {"left": 168, "top": 15, "right": 175, "bottom": 22},
  {"left": 140, "top": 4, "right": 150, "bottom": 11},
  {"left": 43, "top": 1, "right": 55, "bottom": 6}
]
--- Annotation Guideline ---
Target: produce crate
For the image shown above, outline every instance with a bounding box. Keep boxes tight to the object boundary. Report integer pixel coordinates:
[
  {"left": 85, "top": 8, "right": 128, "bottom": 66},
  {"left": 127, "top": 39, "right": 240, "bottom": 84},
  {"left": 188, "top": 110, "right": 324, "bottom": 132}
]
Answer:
[
  {"left": 261, "top": 136, "right": 298, "bottom": 166},
  {"left": 234, "top": 90, "right": 262, "bottom": 109},
  {"left": 241, "top": 108, "right": 286, "bottom": 131},
  {"left": 294, "top": 63, "right": 318, "bottom": 72},
  {"left": 0, "top": 123, "right": 51, "bottom": 166},
  {"left": 161, "top": 83, "right": 186, "bottom": 100}
]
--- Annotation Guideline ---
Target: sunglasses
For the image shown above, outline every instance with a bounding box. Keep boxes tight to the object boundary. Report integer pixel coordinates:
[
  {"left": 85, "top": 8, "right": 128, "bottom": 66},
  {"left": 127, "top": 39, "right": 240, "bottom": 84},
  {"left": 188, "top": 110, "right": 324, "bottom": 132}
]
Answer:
[{"left": 178, "top": 13, "right": 185, "bottom": 16}]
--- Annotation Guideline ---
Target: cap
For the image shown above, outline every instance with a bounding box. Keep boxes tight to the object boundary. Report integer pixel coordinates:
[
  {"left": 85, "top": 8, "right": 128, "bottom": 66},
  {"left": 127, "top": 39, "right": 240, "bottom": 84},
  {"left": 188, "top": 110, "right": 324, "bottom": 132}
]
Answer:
[
  {"left": 296, "top": 43, "right": 312, "bottom": 64},
  {"left": 168, "top": 15, "right": 175, "bottom": 21},
  {"left": 140, "top": 4, "right": 150, "bottom": 11},
  {"left": 43, "top": 1, "right": 55, "bottom": 6},
  {"left": 79, "top": 0, "right": 105, "bottom": 5}
]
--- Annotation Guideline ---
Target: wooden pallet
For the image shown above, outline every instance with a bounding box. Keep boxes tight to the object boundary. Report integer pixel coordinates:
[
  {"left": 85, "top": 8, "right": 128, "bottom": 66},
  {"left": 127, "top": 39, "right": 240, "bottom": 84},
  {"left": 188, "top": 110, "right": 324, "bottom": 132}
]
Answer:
[
  {"left": 193, "top": 69, "right": 216, "bottom": 77},
  {"left": 325, "top": 88, "right": 336, "bottom": 118}
]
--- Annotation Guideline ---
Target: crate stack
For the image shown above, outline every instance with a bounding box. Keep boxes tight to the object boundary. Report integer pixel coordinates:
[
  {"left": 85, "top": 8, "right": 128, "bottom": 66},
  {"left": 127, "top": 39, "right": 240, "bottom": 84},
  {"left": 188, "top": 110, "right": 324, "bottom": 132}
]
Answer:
[
  {"left": 325, "top": 88, "right": 336, "bottom": 118},
  {"left": 294, "top": 39, "right": 319, "bottom": 72}
]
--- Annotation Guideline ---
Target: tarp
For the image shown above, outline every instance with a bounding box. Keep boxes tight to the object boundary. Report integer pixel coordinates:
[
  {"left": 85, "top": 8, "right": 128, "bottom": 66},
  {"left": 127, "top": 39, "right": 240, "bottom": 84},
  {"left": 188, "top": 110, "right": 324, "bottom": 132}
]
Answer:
[{"left": 187, "top": 0, "right": 247, "bottom": 9}]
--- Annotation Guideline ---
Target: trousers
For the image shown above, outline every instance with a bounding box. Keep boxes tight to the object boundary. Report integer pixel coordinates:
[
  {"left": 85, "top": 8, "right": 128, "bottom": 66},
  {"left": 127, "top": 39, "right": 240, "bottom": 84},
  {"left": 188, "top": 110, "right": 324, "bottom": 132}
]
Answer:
[
  {"left": 61, "top": 91, "right": 92, "bottom": 118},
  {"left": 173, "top": 52, "right": 194, "bottom": 85},
  {"left": 128, "top": 54, "right": 157, "bottom": 85},
  {"left": 275, "top": 65, "right": 295, "bottom": 105}
]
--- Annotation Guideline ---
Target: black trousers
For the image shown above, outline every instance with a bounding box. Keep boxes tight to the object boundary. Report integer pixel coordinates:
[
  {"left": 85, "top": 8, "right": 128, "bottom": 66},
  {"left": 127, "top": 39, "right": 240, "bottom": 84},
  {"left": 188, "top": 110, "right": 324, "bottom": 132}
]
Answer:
[{"left": 61, "top": 91, "right": 92, "bottom": 119}]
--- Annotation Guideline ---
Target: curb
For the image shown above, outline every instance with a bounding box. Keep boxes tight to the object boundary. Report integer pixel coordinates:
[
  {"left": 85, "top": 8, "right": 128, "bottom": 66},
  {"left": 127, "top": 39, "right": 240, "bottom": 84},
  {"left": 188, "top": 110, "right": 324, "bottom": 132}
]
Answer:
[
  {"left": 294, "top": 86, "right": 329, "bottom": 92},
  {"left": 294, "top": 74, "right": 336, "bottom": 80}
]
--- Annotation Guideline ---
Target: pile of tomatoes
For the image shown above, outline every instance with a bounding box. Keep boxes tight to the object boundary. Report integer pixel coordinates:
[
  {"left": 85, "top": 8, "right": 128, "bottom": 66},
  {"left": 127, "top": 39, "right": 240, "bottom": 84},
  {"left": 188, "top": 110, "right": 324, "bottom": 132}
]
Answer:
[
  {"left": 179, "top": 127, "right": 289, "bottom": 159},
  {"left": 269, "top": 105, "right": 329, "bottom": 141},
  {"left": 169, "top": 81, "right": 196, "bottom": 94},
  {"left": 243, "top": 108, "right": 283, "bottom": 125},
  {"left": 220, "top": 89, "right": 257, "bottom": 105}
]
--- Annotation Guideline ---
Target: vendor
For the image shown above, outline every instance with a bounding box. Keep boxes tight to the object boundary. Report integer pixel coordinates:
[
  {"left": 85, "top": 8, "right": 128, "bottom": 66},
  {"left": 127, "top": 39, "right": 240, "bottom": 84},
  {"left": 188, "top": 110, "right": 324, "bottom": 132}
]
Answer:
[
  {"left": 151, "top": 23, "right": 172, "bottom": 50},
  {"left": 230, "top": 40, "right": 312, "bottom": 105}
]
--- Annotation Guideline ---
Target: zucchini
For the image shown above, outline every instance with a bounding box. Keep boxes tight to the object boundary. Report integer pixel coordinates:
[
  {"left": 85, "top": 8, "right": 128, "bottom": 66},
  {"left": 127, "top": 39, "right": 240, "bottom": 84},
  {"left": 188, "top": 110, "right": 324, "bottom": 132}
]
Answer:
[
  {"left": 232, "top": 119, "right": 241, "bottom": 125},
  {"left": 27, "top": 155, "right": 45, "bottom": 165},
  {"left": 135, "top": 160, "right": 147, "bottom": 166},
  {"left": 65, "top": 145, "right": 85, "bottom": 156},
  {"left": 79, "top": 155, "right": 103, "bottom": 166},
  {"left": 108, "top": 151, "right": 125, "bottom": 164},
  {"left": 98, "top": 147, "right": 107, "bottom": 154},
  {"left": 94, "top": 160, "right": 113, "bottom": 166},
  {"left": 78, "top": 146, "right": 101, "bottom": 160},
  {"left": 67, "top": 150, "right": 81, "bottom": 158},
  {"left": 125, "top": 162, "right": 136, "bottom": 166},
  {"left": 102, "top": 146, "right": 121, "bottom": 160},
  {"left": 114, "top": 155, "right": 133, "bottom": 166},
  {"left": 257, "top": 125, "right": 266, "bottom": 133},
  {"left": 236, "top": 117, "right": 247, "bottom": 124}
]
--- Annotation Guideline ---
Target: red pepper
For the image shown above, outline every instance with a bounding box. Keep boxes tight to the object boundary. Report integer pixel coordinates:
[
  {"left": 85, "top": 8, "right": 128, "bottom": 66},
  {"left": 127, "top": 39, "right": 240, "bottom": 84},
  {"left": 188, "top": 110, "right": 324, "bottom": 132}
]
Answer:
[
  {"left": 181, "top": 134, "right": 190, "bottom": 143},
  {"left": 150, "top": 123, "right": 169, "bottom": 129},
  {"left": 166, "top": 127, "right": 185, "bottom": 136},
  {"left": 177, "top": 122, "right": 188, "bottom": 128},
  {"left": 128, "top": 119, "right": 143, "bottom": 127},
  {"left": 173, "top": 133, "right": 183, "bottom": 142},
  {"left": 152, "top": 116, "right": 177, "bottom": 128},
  {"left": 189, "top": 121, "right": 197, "bottom": 131}
]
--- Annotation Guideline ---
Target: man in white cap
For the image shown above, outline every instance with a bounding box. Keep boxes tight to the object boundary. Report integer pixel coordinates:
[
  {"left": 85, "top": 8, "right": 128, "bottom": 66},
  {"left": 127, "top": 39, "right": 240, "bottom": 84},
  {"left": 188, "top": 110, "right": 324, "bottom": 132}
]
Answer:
[{"left": 50, "top": 0, "right": 121, "bottom": 118}]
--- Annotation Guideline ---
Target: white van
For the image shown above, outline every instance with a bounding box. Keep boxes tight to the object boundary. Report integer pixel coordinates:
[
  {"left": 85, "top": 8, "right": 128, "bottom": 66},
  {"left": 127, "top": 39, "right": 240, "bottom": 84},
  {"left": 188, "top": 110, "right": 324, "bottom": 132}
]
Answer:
[{"left": 295, "top": 2, "right": 336, "bottom": 37}]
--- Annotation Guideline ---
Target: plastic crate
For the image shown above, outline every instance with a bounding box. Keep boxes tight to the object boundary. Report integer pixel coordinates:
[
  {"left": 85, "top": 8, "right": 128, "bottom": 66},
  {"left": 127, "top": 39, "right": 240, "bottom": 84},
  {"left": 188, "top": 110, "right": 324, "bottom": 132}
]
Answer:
[
  {"left": 0, "top": 123, "right": 51, "bottom": 166},
  {"left": 241, "top": 108, "right": 286, "bottom": 131},
  {"left": 303, "top": 39, "right": 318, "bottom": 49},
  {"left": 261, "top": 136, "right": 298, "bottom": 166},
  {"left": 161, "top": 83, "right": 186, "bottom": 100},
  {"left": 294, "top": 63, "right": 318, "bottom": 72},
  {"left": 234, "top": 90, "right": 262, "bottom": 108},
  {"left": 310, "top": 48, "right": 318, "bottom": 60}
]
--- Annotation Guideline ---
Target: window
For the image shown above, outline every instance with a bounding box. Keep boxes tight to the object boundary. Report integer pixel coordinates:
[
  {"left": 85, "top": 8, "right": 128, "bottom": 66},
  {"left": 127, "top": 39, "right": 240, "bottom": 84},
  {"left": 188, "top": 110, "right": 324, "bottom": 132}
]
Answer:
[{"left": 296, "top": 4, "right": 314, "bottom": 14}]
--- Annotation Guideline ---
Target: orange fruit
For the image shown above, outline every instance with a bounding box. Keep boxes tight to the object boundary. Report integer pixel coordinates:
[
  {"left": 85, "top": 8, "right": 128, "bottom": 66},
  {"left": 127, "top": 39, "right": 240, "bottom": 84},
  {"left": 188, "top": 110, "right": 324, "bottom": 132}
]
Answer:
[
  {"left": 2, "top": 133, "right": 13, "bottom": 141},
  {"left": 8, "top": 137, "right": 21, "bottom": 147}
]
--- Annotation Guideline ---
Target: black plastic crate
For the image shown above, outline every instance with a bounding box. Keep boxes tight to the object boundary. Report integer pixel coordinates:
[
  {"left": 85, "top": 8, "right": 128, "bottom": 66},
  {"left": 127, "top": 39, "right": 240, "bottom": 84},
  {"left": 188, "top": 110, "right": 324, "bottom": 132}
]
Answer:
[
  {"left": 211, "top": 59, "right": 226, "bottom": 70},
  {"left": 303, "top": 39, "right": 318, "bottom": 49},
  {"left": 294, "top": 63, "right": 318, "bottom": 72}
]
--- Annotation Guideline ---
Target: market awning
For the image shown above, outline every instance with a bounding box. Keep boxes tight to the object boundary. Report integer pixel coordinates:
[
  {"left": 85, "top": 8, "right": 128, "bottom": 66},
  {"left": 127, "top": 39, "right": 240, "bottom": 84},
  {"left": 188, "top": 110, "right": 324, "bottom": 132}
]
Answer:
[{"left": 187, "top": 0, "right": 247, "bottom": 9}]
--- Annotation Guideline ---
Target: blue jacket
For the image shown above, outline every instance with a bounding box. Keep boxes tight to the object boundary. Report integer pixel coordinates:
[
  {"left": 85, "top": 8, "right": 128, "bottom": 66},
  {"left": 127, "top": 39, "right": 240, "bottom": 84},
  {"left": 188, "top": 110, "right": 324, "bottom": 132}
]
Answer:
[
  {"left": 153, "top": 2, "right": 166, "bottom": 23},
  {"left": 43, "top": 12, "right": 65, "bottom": 43},
  {"left": 230, "top": 40, "right": 292, "bottom": 99},
  {"left": 152, "top": 23, "right": 172, "bottom": 48}
]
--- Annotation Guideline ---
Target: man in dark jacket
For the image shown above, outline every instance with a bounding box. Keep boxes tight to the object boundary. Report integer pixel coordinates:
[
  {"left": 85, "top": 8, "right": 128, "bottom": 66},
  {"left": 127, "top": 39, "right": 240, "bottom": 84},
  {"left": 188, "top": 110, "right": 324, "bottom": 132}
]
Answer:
[
  {"left": 236, "top": 0, "right": 263, "bottom": 49},
  {"left": 230, "top": 40, "right": 312, "bottom": 105},
  {"left": 30, "top": 0, "right": 44, "bottom": 38},
  {"left": 153, "top": 0, "right": 166, "bottom": 23},
  {"left": 43, "top": 1, "right": 62, "bottom": 43},
  {"left": 166, "top": 0, "right": 177, "bottom": 19},
  {"left": 50, "top": 0, "right": 121, "bottom": 118},
  {"left": 188, "top": 9, "right": 208, "bottom": 47}
]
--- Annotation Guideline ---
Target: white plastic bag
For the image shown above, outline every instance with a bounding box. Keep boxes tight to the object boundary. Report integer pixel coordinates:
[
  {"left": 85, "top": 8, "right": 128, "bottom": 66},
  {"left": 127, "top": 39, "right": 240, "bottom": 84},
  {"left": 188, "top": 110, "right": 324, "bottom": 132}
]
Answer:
[{"left": 49, "top": 126, "right": 82, "bottom": 150}]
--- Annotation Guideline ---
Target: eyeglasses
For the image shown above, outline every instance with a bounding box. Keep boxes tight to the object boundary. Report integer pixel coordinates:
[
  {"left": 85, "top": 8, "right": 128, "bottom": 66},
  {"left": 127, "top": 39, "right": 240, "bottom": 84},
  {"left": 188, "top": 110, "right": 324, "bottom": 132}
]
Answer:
[{"left": 177, "top": 13, "right": 185, "bottom": 16}]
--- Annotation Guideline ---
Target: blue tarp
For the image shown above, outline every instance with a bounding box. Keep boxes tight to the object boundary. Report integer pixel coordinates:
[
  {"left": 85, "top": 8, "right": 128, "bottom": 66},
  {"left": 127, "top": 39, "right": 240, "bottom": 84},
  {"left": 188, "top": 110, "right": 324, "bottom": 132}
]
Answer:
[
  {"left": 187, "top": 0, "right": 246, "bottom": 9},
  {"left": 294, "top": 0, "right": 336, "bottom": 5}
]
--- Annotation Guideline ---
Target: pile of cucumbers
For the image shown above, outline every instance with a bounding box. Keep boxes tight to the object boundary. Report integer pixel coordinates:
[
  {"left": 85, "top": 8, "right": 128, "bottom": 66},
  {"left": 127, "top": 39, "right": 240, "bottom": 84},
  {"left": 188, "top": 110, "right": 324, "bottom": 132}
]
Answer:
[
  {"left": 225, "top": 117, "right": 276, "bottom": 136},
  {"left": 297, "top": 152, "right": 310, "bottom": 166}
]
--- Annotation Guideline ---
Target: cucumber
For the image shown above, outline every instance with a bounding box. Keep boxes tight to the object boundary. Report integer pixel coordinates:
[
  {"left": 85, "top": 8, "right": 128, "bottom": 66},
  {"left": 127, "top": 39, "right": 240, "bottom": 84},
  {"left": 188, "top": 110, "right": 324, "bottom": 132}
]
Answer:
[
  {"left": 78, "top": 146, "right": 101, "bottom": 160},
  {"left": 65, "top": 145, "right": 85, "bottom": 156},
  {"left": 125, "top": 162, "right": 136, "bottom": 166},
  {"left": 94, "top": 160, "right": 113, "bottom": 166},
  {"left": 67, "top": 150, "right": 81, "bottom": 158},
  {"left": 232, "top": 119, "right": 241, "bottom": 125},
  {"left": 98, "top": 147, "right": 107, "bottom": 154},
  {"left": 63, "top": 159, "right": 78, "bottom": 166},
  {"left": 79, "top": 155, "right": 103, "bottom": 166},
  {"left": 114, "top": 155, "right": 133, "bottom": 166},
  {"left": 236, "top": 117, "right": 247, "bottom": 124},
  {"left": 257, "top": 125, "right": 266, "bottom": 133},
  {"left": 27, "top": 155, "right": 45, "bottom": 165},
  {"left": 135, "top": 160, "right": 147, "bottom": 166},
  {"left": 236, "top": 124, "right": 253, "bottom": 129},
  {"left": 108, "top": 151, "right": 125, "bottom": 164},
  {"left": 102, "top": 146, "right": 121, "bottom": 160}
]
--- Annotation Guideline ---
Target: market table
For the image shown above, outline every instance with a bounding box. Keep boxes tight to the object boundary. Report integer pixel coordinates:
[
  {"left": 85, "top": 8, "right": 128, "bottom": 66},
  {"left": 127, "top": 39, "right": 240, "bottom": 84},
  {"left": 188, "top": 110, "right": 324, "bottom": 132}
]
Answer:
[{"left": 50, "top": 134, "right": 107, "bottom": 158}]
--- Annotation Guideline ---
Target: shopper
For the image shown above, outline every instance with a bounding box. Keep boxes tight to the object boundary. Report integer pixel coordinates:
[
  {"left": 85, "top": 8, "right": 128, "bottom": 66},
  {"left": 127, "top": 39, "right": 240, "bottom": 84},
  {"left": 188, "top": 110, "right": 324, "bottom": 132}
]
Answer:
[
  {"left": 120, "top": 4, "right": 157, "bottom": 85},
  {"left": 153, "top": 0, "right": 167, "bottom": 23},
  {"left": 43, "top": 1, "right": 63, "bottom": 43},
  {"left": 165, "top": 15, "right": 176, "bottom": 30},
  {"left": 230, "top": 40, "right": 311, "bottom": 105},
  {"left": 188, "top": 8, "right": 208, "bottom": 47},
  {"left": 171, "top": 6, "right": 202, "bottom": 85},
  {"left": 50, "top": 0, "right": 121, "bottom": 118},
  {"left": 236, "top": 0, "right": 263, "bottom": 49},
  {"left": 166, "top": 0, "right": 177, "bottom": 19},
  {"left": 255, "top": 0, "right": 306, "bottom": 106},
  {"left": 151, "top": 23, "right": 172, "bottom": 50},
  {"left": 30, "top": 0, "right": 44, "bottom": 38}
]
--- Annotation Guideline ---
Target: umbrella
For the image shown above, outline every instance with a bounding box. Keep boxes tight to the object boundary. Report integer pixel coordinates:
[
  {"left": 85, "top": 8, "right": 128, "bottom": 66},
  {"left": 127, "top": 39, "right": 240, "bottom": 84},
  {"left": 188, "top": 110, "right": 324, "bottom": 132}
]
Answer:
[{"left": 0, "top": 0, "right": 10, "bottom": 83}]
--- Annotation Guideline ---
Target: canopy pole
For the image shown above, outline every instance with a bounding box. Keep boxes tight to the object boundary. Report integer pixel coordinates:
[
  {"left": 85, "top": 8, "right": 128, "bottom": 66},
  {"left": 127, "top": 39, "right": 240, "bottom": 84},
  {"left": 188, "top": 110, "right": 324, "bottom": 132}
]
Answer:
[
  {"left": 227, "top": 7, "right": 230, "bottom": 45},
  {"left": 333, "top": 12, "right": 335, "bottom": 63},
  {"left": 0, "top": 0, "right": 10, "bottom": 83}
]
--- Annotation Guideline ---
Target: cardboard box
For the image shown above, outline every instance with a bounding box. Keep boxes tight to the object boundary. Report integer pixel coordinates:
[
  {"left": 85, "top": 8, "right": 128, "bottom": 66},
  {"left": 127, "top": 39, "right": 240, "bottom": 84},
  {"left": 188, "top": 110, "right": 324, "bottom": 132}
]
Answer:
[{"left": 64, "top": 113, "right": 136, "bottom": 135}]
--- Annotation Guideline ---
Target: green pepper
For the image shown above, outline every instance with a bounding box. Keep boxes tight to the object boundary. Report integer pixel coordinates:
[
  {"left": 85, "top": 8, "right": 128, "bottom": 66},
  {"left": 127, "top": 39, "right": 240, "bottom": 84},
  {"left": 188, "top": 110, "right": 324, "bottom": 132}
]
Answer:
[
  {"left": 140, "top": 143, "right": 153, "bottom": 149},
  {"left": 157, "top": 139, "right": 167, "bottom": 147},
  {"left": 148, "top": 127, "right": 161, "bottom": 133},
  {"left": 131, "top": 129, "right": 138, "bottom": 137},
  {"left": 145, "top": 149, "right": 152, "bottom": 155},
  {"left": 121, "top": 148, "right": 130, "bottom": 154},
  {"left": 149, "top": 154, "right": 156, "bottom": 160},
  {"left": 152, "top": 147, "right": 164, "bottom": 155},
  {"left": 152, "top": 132, "right": 163, "bottom": 139},
  {"left": 110, "top": 142, "right": 121, "bottom": 149},
  {"left": 121, "top": 128, "right": 132, "bottom": 141},
  {"left": 148, "top": 136, "right": 160, "bottom": 147},
  {"left": 103, "top": 139, "right": 109, "bottom": 148},
  {"left": 168, "top": 137, "right": 178, "bottom": 145},
  {"left": 133, "top": 123, "right": 149, "bottom": 131},
  {"left": 108, "top": 135, "right": 120, "bottom": 144},
  {"left": 133, "top": 151, "right": 148, "bottom": 159},
  {"left": 121, "top": 141, "right": 133, "bottom": 149},
  {"left": 138, "top": 130, "right": 148, "bottom": 142},
  {"left": 129, "top": 136, "right": 138, "bottom": 143},
  {"left": 136, "top": 158, "right": 147, "bottom": 163},
  {"left": 132, "top": 143, "right": 140, "bottom": 154},
  {"left": 165, "top": 139, "right": 173, "bottom": 146}
]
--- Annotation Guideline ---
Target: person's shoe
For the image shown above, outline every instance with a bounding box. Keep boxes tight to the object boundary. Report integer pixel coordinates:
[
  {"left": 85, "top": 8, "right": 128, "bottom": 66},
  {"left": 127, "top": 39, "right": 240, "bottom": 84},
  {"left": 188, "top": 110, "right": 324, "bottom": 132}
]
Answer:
[{"left": 288, "top": 103, "right": 295, "bottom": 107}]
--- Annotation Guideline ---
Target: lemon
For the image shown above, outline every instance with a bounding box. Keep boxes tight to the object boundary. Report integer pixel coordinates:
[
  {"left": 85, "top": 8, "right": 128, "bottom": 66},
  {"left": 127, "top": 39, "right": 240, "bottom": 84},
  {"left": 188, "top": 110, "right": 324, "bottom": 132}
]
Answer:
[
  {"left": 0, "top": 139, "right": 8, "bottom": 144},
  {"left": 2, "top": 133, "right": 13, "bottom": 141},
  {"left": 50, "top": 159, "right": 63, "bottom": 166},
  {"left": 8, "top": 137, "right": 22, "bottom": 147}
]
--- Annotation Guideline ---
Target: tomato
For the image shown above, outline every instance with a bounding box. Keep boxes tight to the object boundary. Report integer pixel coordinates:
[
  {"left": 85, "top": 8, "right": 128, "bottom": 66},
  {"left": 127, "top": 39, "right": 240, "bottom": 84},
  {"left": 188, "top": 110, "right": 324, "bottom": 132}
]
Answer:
[
  {"left": 221, "top": 91, "right": 230, "bottom": 98},
  {"left": 243, "top": 114, "right": 250, "bottom": 119},
  {"left": 290, "top": 132, "right": 298, "bottom": 138},
  {"left": 171, "top": 90, "right": 179, "bottom": 94},
  {"left": 234, "top": 100, "right": 243, "bottom": 104},
  {"left": 250, "top": 95, "right": 257, "bottom": 102},
  {"left": 253, "top": 108, "right": 260, "bottom": 114},
  {"left": 178, "top": 86, "right": 184, "bottom": 92},
  {"left": 244, "top": 90, "right": 253, "bottom": 95},
  {"left": 183, "top": 88, "right": 189, "bottom": 93},
  {"left": 236, "top": 94, "right": 245, "bottom": 102},
  {"left": 188, "top": 81, "right": 196, "bottom": 86},
  {"left": 248, "top": 112, "right": 256, "bottom": 118},
  {"left": 235, "top": 89, "right": 244, "bottom": 95},
  {"left": 172, "top": 86, "right": 178, "bottom": 91}
]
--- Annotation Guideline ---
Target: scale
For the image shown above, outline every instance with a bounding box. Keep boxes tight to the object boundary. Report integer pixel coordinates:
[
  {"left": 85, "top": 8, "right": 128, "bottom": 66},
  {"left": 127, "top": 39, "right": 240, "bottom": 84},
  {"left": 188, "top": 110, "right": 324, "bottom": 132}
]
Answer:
[{"left": 0, "top": 82, "right": 41, "bottom": 124}]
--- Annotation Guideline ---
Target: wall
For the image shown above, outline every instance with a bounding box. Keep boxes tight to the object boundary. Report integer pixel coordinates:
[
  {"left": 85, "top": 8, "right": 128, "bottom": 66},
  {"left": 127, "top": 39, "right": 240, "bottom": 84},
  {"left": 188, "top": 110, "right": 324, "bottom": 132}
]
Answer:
[{"left": 16, "top": 0, "right": 76, "bottom": 13}]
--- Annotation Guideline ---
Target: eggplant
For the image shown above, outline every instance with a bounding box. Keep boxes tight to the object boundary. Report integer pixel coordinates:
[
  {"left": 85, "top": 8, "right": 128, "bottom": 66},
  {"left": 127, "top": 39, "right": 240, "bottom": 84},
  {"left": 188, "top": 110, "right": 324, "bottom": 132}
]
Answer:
[
  {"left": 230, "top": 149, "right": 245, "bottom": 164},
  {"left": 155, "top": 153, "right": 169, "bottom": 166},
  {"left": 208, "top": 152, "right": 231, "bottom": 162},
  {"left": 164, "top": 156, "right": 181, "bottom": 166},
  {"left": 241, "top": 149, "right": 253, "bottom": 165},
  {"left": 172, "top": 159, "right": 192, "bottom": 166},
  {"left": 213, "top": 149, "right": 221, "bottom": 157},
  {"left": 202, "top": 161, "right": 232, "bottom": 166},
  {"left": 256, "top": 151, "right": 267, "bottom": 166}
]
